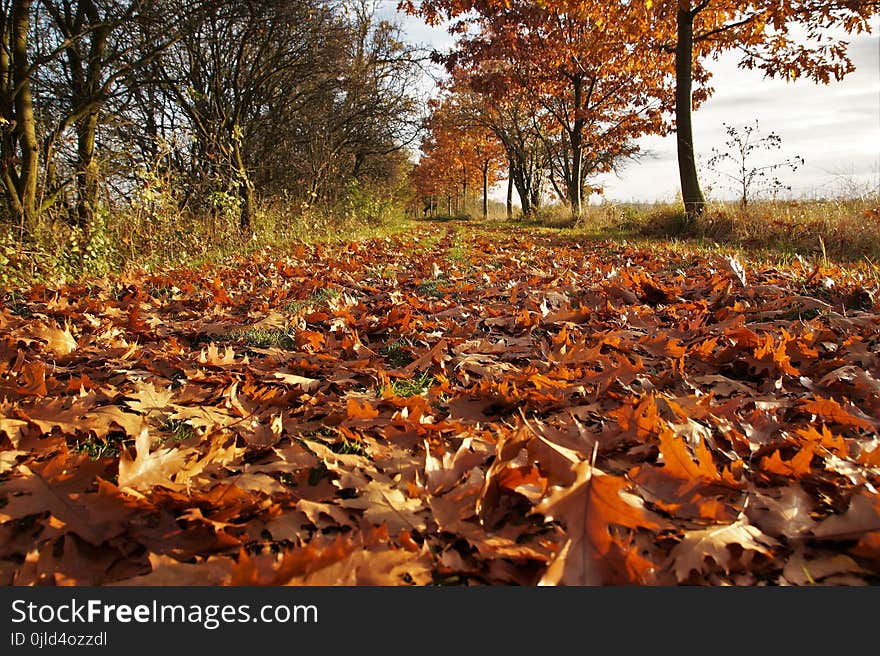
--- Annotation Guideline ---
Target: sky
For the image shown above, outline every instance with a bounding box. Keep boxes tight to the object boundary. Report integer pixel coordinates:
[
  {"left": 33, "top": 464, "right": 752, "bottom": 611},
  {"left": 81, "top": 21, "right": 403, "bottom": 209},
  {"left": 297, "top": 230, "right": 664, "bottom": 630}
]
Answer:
[{"left": 382, "top": 3, "right": 880, "bottom": 204}]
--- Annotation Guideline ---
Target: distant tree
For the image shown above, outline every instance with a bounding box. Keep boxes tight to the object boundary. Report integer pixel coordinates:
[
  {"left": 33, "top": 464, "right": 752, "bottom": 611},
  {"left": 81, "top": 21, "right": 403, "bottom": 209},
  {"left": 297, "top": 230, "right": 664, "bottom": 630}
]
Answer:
[{"left": 706, "top": 120, "right": 804, "bottom": 207}]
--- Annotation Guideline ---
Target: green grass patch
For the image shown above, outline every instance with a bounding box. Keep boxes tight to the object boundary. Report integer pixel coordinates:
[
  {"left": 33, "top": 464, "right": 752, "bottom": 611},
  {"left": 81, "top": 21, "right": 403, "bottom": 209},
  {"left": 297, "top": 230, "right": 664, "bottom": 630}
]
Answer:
[
  {"left": 389, "top": 371, "right": 435, "bottom": 398},
  {"left": 380, "top": 338, "right": 414, "bottom": 368},
  {"left": 286, "top": 286, "right": 341, "bottom": 313},
  {"left": 416, "top": 279, "right": 447, "bottom": 299},
  {"left": 221, "top": 326, "right": 296, "bottom": 349},
  {"left": 161, "top": 418, "right": 195, "bottom": 443},
  {"left": 70, "top": 433, "right": 124, "bottom": 460}
]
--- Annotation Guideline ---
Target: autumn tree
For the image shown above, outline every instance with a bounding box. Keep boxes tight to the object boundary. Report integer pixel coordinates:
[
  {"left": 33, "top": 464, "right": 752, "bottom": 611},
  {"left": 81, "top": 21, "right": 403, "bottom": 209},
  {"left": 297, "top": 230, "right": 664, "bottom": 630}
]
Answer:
[
  {"left": 421, "top": 92, "right": 506, "bottom": 218},
  {"left": 447, "top": 65, "right": 548, "bottom": 218},
  {"left": 404, "top": 0, "right": 674, "bottom": 218},
  {"left": 644, "top": 0, "right": 878, "bottom": 219}
]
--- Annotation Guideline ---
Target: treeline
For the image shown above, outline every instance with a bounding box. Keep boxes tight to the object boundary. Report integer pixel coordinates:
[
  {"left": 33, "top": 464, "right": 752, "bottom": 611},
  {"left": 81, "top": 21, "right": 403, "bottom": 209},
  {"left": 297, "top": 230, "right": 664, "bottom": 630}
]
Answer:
[
  {"left": 407, "top": 1, "right": 877, "bottom": 221},
  {"left": 1, "top": 0, "right": 422, "bottom": 261}
]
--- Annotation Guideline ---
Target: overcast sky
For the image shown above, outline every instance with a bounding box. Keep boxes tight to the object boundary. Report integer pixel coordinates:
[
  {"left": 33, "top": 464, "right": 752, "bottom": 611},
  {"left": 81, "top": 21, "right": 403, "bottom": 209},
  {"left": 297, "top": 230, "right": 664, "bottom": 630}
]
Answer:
[{"left": 386, "top": 5, "right": 880, "bottom": 204}]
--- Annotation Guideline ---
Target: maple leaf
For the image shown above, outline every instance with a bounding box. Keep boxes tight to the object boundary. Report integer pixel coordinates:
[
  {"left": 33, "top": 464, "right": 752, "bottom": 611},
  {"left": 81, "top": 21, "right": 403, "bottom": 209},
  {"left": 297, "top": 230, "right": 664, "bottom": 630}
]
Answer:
[
  {"left": 118, "top": 425, "right": 191, "bottom": 492},
  {"left": 535, "top": 460, "right": 667, "bottom": 585},
  {"left": 198, "top": 342, "right": 241, "bottom": 366},
  {"left": 667, "top": 518, "right": 778, "bottom": 583}
]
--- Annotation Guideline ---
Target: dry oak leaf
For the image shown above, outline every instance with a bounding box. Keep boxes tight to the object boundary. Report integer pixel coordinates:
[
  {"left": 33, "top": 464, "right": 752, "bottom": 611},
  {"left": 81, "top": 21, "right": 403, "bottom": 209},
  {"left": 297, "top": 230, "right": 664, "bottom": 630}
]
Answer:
[
  {"left": 759, "top": 442, "right": 817, "bottom": 478},
  {"left": 29, "top": 322, "right": 78, "bottom": 357},
  {"left": 109, "top": 553, "right": 233, "bottom": 586},
  {"left": 745, "top": 486, "right": 817, "bottom": 539},
  {"left": 340, "top": 480, "right": 426, "bottom": 533},
  {"left": 667, "top": 517, "right": 779, "bottom": 582},
  {"left": 813, "top": 490, "right": 880, "bottom": 539},
  {"left": 656, "top": 428, "right": 743, "bottom": 492},
  {"left": 781, "top": 549, "right": 868, "bottom": 586},
  {"left": 0, "top": 459, "right": 123, "bottom": 545},
  {"left": 272, "top": 372, "right": 321, "bottom": 392},
  {"left": 535, "top": 460, "right": 667, "bottom": 586},
  {"left": 800, "top": 397, "right": 876, "bottom": 432},
  {"left": 118, "top": 425, "right": 192, "bottom": 493}
]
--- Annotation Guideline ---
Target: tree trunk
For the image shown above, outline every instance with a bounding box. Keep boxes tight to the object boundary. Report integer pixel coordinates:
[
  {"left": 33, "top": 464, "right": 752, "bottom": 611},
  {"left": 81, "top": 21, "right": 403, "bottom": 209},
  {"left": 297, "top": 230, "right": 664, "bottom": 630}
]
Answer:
[
  {"left": 74, "top": 110, "right": 100, "bottom": 229},
  {"left": 506, "top": 162, "right": 513, "bottom": 220},
  {"left": 6, "top": 0, "right": 39, "bottom": 231},
  {"left": 232, "top": 138, "right": 253, "bottom": 232},
  {"left": 569, "top": 78, "right": 584, "bottom": 218},
  {"left": 482, "top": 160, "right": 489, "bottom": 220},
  {"left": 675, "top": 4, "right": 706, "bottom": 220},
  {"left": 461, "top": 169, "right": 467, "bottom": 216},
  {"left": 512, "top": 167, "right": 531, "bottom": 217}
]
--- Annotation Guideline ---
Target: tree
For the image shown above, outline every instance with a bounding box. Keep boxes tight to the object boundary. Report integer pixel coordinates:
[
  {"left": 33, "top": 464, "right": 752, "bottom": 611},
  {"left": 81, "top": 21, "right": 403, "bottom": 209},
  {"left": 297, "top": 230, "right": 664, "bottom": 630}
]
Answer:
[
  {"left": 405, "top": 0, "right": 674, "bottom": 219},
  {"left": 35, "top": 0, "right": 191, "bottom": 229},
  {"left": 1, "top": 0, "right": 40, "bottom": 232},
  {"left": 421, "top": 90, "right": 508, "bottom": 219},
  {"left": 644, "top": 0, "right": 878, "bottom": 219},
  {"left": 706, "top": 120, "right": 804, "bottom": 207}
]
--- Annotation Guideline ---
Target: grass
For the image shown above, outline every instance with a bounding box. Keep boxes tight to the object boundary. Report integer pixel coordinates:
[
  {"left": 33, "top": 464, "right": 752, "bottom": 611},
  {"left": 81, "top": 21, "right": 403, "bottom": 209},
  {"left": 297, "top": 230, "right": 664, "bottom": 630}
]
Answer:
[
  {"left": 416, "top": 279, "right": 447, "bottom": 299},
  {"left": 221, "top": 326, "right": 297, "bottom": 349},
  {"left": 381, "top": 338, "right": 414, "bottom": 368},
  {"left": 286, "top": 286, "right": 341, "bottom": 313},
  {"left": 70, "top": 434, "right": 124, "bottom": 460},
  {"left": 510, "top": 195, "right": 880, "bottom": 266},
  {"left": 389, "top": 371, "right": 435, "bottom": 398},
  {"left": 0, "top": 183, "right": 416, "bottom": 289},
  {"left": 161, "top": 418, "right": 195, "bottom": 443}
]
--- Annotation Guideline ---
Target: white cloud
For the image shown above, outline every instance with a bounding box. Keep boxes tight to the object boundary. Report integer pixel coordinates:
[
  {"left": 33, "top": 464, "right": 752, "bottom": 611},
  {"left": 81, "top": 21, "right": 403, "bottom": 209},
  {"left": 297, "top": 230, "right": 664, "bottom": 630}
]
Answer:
[{"left": 599, "top": 31, "right": 880, "bottom": 202}]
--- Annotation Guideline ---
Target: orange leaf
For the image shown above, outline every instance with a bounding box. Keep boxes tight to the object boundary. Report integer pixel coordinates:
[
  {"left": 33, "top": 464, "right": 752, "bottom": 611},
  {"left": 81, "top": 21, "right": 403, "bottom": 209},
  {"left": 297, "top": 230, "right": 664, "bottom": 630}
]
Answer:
[
  {"left": 800, "top": 397, "right": 876, "bottom": 432},
  {"left": 760, "top": 443, "right": 816, "bottom": 478},
  {"left": 536, "top": 461, "right": 666, "bottom": 585},
  {"left": 346, "top": 398, "right": 379, "bottom": 420}
]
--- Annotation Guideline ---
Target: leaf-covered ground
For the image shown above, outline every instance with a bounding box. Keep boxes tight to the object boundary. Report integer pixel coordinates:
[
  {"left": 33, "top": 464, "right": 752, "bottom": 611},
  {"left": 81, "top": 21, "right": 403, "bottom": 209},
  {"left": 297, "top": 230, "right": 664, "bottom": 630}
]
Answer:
[{"left": 2, "top": 221, "right": 879, "bottom": 585}]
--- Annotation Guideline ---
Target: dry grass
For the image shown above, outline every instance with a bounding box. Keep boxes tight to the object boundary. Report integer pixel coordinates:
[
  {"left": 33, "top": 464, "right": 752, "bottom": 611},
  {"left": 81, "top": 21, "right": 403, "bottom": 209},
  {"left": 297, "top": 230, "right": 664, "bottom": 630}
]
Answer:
[{"left": 562, "top": 196, "right": 880, "bottom": 265}]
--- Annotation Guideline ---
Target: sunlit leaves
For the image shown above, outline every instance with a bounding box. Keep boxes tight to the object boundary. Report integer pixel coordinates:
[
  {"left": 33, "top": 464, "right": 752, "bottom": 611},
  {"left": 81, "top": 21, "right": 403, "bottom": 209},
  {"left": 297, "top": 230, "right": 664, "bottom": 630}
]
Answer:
[{"left": 1, "top": 221, "right": 879, "bottom": 585}]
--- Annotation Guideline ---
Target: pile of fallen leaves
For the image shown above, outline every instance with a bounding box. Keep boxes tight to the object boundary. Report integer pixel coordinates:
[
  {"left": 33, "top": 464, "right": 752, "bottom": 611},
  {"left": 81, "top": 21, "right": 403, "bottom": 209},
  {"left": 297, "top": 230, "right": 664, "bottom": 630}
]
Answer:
[{"left": 1, "top": 222, "right": 879, "bottom": 585}]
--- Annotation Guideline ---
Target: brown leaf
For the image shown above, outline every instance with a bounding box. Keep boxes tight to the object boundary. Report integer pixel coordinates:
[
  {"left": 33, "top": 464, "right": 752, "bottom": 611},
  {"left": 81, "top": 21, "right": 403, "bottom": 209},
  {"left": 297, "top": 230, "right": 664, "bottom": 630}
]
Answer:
[
  {"left": 813, "top": 490, "right": 880, "bottom": 539},
  {"left": 118, "top": 425, "right": 191, "bottom": 492},
  {"left": 535, "top": 461, "right": 666, "bottom": 585},
  {"left": 667, "top": 518, "right": 778, "bottom": 582}
]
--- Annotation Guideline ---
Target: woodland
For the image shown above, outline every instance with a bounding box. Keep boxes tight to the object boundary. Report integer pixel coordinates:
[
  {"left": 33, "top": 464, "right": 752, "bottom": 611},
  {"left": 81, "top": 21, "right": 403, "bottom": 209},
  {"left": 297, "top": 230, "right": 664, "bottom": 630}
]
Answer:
[{"left": 0, "top": 1, "right": 879, "bottom": 586}]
